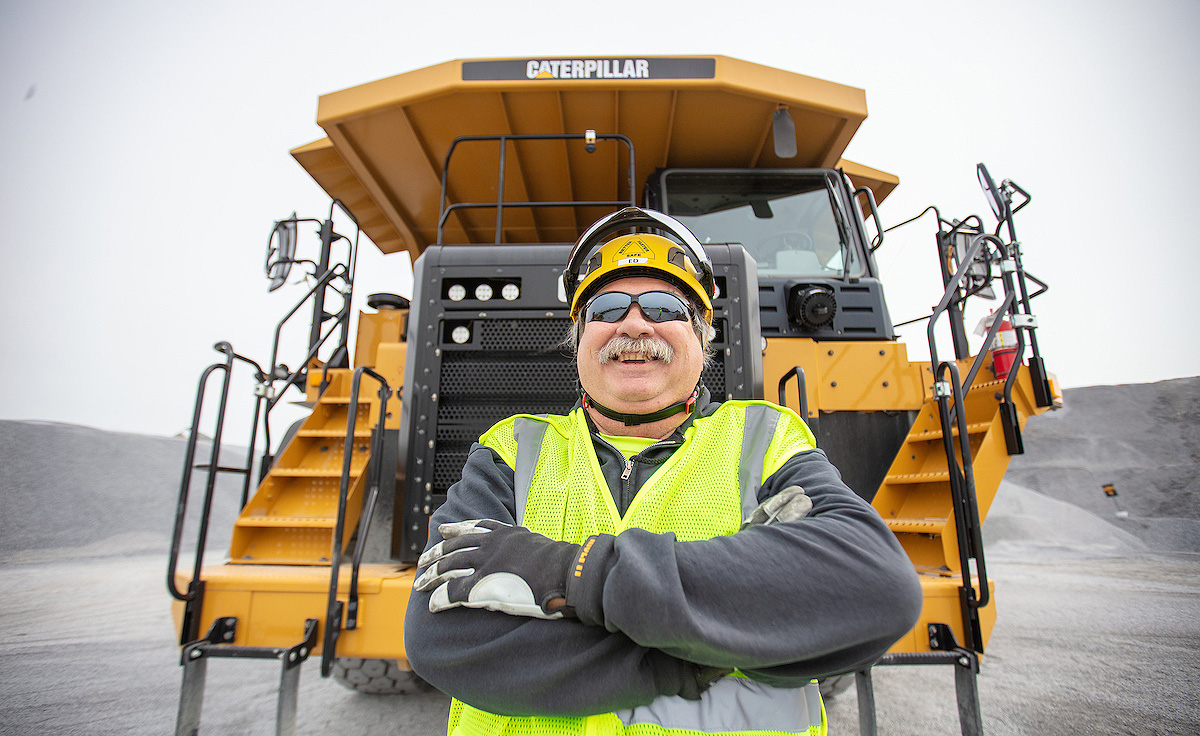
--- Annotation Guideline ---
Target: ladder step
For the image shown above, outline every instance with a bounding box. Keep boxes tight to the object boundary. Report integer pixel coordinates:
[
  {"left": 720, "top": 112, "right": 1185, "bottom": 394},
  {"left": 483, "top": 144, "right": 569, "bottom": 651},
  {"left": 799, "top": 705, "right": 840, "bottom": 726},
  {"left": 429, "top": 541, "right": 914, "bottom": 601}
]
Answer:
[
  {"left": 176, "top": 618, "right": 316, "bottom": 736},
  {"left": 235, "top": 516, "right": 336, "bottom": 529},
  {"left": 298, "top": 429, "right": 373, "bottom": 438},
  {"left": 946, "top": 376, "right": 1004, "bottom": 395},
  {"left": 885, "top": 471, "right": 951, "bottom": 484},
  {"left": 906, "top": 421, "right": 992, "bottom": 442},
  {"left": 192, "top": 465, "right": 251, "bottom": 474},
  {"left": 270, "top": 468, "right": 362, "bottom": 478},
  {"left": 886, "top": 518, "right": 947, "bottom": 534}
]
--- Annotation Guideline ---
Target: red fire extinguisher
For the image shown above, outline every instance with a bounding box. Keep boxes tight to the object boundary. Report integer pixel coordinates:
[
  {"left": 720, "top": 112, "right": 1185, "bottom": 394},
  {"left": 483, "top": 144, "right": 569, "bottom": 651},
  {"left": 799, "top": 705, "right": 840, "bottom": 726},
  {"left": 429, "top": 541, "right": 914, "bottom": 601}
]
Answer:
[{"left": 991, "top": 315, "right": 1018, "bottom": 379}]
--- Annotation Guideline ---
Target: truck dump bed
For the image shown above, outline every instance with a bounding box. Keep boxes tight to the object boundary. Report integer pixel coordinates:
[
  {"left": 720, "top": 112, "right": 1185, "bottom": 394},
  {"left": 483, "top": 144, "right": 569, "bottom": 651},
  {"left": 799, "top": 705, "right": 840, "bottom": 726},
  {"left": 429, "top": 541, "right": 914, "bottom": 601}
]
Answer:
[{"left": 290, "top": 55, "right": 897, "bottom": 257}]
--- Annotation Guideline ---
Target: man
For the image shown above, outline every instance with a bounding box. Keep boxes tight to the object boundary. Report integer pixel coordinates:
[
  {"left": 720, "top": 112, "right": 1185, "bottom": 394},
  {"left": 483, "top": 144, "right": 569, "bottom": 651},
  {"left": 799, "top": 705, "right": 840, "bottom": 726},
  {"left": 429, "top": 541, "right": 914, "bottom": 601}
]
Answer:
[{"left": 405, "top": 207, "right": 923, "bottom": 736}]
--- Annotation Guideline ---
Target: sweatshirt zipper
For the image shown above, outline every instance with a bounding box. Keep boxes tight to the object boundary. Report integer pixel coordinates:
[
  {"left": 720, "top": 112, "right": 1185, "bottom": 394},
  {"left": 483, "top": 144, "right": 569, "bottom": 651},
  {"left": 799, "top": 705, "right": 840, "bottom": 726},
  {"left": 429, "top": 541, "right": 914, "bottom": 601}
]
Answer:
[
  {"left": 620, "top": 457, "right": 634, "bottom": 510},
  {"left": 593, "top": 434, "right": 682, "bottom": 515}
]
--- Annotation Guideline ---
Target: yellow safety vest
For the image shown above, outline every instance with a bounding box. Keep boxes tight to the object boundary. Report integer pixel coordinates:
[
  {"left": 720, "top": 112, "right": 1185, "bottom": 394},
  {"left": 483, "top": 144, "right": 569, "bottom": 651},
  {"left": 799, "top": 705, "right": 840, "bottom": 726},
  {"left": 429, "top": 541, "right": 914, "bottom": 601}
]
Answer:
[{"left": 448, "top": 401, "right": 826, "bottom": 736}]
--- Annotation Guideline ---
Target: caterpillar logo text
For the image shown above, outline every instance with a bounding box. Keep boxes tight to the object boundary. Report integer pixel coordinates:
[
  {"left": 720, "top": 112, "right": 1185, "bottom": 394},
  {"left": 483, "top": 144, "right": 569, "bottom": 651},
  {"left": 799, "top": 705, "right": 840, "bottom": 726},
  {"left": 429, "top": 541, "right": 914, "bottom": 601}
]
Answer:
[
  {"left": 527, "top": 59, "right": 649, "bottom": 79},
  {"left": 461, "top": 57, "right": 716, "bottom": 81}
]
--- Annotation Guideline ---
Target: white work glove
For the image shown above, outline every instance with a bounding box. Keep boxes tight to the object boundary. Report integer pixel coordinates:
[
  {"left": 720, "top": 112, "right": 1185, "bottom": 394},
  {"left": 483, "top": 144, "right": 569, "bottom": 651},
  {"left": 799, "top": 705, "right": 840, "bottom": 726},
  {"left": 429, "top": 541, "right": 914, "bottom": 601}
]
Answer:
[
  {"left": 414, "top": 519, "right": 585, "bottom": 620},
  {"left": 741, "top": 485, "right": 812, "bottom": 529}
]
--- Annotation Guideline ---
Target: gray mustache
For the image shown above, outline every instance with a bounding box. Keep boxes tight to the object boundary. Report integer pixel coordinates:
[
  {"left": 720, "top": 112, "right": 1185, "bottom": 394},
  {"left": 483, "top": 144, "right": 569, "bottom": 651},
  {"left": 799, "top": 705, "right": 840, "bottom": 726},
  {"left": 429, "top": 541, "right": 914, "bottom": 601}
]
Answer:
[{"left": 596, "top": 335, "right": 675, "bottom": 364}]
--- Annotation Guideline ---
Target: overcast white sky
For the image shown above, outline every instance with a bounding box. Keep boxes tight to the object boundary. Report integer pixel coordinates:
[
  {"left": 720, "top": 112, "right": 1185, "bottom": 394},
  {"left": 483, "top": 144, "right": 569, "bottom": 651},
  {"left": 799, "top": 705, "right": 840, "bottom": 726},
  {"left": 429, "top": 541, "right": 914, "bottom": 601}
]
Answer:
[{"left": 2, "top": 0, "right": 1198, "bottom": 438}]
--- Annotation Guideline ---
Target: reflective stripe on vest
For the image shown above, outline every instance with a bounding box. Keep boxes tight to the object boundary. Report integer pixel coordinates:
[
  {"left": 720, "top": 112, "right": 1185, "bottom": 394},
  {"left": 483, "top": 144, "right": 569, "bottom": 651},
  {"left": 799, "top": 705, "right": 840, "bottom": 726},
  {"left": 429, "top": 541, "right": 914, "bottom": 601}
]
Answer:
[
  {"left": 512, "top": 418, "right": 551, "bottom": 525},
  {"left": 448, "top": 679, "right": 826, "bottom": 736},
  {"left": 616, "top": 678, "right": 825, "bottom": 734},
  {"left": 451, "top": 401, "right": 825, "bottom": 736}
]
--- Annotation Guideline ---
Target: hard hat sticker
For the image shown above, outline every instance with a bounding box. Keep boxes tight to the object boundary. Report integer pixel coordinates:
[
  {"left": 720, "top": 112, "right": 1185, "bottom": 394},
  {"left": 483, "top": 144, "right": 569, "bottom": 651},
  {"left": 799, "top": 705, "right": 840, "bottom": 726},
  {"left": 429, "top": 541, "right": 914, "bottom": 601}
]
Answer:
[{"left": 616, "top": 240, "right": 653, "bottom": 259}]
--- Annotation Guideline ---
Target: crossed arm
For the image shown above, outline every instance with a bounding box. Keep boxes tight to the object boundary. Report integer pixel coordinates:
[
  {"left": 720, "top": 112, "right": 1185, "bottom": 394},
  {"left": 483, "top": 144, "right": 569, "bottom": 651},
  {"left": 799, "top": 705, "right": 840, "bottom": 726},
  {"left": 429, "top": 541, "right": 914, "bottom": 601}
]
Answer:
[{"left": 403, "top": 445, "right": 922, "bottom": 717}]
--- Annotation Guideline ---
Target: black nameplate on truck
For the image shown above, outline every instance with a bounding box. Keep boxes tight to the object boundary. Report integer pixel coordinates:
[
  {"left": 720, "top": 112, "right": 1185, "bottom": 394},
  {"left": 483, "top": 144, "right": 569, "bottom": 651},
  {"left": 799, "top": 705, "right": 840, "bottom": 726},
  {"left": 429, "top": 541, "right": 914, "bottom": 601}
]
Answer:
[{"left": 463, "top": 57, "right": 717, "bottom": 81}]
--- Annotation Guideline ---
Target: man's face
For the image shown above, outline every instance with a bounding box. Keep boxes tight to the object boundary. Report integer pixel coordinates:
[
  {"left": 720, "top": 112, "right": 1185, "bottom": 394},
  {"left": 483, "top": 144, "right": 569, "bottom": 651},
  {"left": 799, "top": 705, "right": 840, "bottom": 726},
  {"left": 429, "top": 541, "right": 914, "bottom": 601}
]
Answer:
[{"left": 576, "top": 276, "right": 704, "bottom": 417}]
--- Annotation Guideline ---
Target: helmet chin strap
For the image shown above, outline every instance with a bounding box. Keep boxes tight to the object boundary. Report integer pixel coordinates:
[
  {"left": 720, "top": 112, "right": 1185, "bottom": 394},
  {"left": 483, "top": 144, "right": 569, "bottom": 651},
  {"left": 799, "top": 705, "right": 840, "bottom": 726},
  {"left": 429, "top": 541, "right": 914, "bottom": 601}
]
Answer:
[{"left": 580, "top": 387, "right": 700, "bottom": 426}]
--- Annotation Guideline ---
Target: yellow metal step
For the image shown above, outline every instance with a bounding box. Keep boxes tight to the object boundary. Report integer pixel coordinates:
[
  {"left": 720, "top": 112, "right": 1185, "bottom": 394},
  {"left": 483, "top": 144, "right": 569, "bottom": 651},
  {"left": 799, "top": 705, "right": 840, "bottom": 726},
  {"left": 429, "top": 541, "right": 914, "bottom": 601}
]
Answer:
[
  {"left": 234, "top": 516, "right": 337, "bottom": 528},
  {"left": 884, "top": 471, "right": 952, "bottom": 484},
  {"left": 885, "top": 518, "right": 947, "bottom": 534},
  {"left": 869, "top": 363, "right": 1056, "bottom": 657},
  {"left": 905, "top": 421, "right": 993, "bottom": 442},
  {"left": 886, "top": 572, "right": 995, "bottom": 656},
  {"left": 227, "top": 366, "right": 379, "bottom": 568},
  {"left": 269, "top": 468, "right": 363, "bottom": 478},
  {"left": 298, "top": 428, "right": 373, "bottom": 438},
  {"left": 172, "top": 563, "right": 417, "bottom": 660}
]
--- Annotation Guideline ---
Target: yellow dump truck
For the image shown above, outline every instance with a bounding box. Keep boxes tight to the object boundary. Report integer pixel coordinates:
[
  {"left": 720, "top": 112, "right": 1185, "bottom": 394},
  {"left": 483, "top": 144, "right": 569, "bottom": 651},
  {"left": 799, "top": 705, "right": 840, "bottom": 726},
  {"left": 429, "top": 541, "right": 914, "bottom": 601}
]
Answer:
[{"left": 168, "top": 55, "right": 1058, "bottom": 735}]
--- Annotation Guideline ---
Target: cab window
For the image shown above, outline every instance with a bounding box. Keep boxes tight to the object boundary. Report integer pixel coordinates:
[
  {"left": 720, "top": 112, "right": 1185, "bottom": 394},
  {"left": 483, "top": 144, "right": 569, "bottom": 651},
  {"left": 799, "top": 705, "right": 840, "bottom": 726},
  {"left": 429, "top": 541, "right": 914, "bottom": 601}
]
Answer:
[{"left": 662, "top": 171, "right": 864, "bottom": 278}]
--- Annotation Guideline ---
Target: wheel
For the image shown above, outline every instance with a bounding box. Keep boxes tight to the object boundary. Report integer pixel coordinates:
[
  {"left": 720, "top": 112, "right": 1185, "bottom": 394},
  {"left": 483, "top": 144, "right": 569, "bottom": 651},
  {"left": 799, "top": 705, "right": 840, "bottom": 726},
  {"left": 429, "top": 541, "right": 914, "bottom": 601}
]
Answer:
[{"left": 331, "top": 658, "right": 430, "bottom": 694}]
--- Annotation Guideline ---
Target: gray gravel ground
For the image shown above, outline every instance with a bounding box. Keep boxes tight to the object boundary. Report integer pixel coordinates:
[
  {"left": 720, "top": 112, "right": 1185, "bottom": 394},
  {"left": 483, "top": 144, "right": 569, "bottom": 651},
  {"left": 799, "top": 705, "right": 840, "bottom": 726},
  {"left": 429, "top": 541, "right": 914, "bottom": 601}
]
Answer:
[
  {"left": 3, "top": 377, "right": 1199, "bottom": 735},
  {"left": 3, "top": 549, "right": 1197, "bottom": 735}
]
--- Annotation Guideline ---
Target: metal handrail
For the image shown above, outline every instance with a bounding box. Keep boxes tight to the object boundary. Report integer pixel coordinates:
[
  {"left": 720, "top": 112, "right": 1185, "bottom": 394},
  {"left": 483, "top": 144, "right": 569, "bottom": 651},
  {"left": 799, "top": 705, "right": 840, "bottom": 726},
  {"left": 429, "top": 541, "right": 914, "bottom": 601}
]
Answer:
[
  {"left": 262, "top": 263, "right": 348, "bottom": 404},
  {"left": 854, "top": 185, "right": 884, "bottom": 253},
  {"left": 168, "top": 207, "right": 359, "bottom": 614},
  {"left": 934, "top": 362, "right": 990, "bottom": 611},
  {"left": 256, "top": 204, "right": 362, "bottom": 467},
  {"left": 168, "top": 343, "right": 264, "bottom": 605},
  {"left": 436, "top": 133, "right": 636, "bottom": 244},
  {"left": 924, "top": 234, "right": 1013, "bottom": 436},
  {"left": 920, "top": 232, "right": 1014, "bottom": 655},
  {"left": 321, "top": 366, "right": 392, "bottom": 677},
  {"left": 255, "top": 262, "right": 353, "bottom": 477},
  {"left": 927, "top": 231, "right": 1011, "bottom": 396},
  {"left": 777, "top": 366, "right": 810, "bottom": 423},
  {"left": 919, "top": 197, "right": 1055, "bottom": 652}
]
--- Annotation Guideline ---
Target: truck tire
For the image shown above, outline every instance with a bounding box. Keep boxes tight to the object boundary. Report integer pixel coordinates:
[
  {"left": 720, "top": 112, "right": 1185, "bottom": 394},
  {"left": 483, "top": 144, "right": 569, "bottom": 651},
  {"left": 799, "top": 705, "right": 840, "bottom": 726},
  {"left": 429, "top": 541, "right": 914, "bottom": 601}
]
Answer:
[{"left": 332, "top": 658, "right": 430, "bottom": 695}]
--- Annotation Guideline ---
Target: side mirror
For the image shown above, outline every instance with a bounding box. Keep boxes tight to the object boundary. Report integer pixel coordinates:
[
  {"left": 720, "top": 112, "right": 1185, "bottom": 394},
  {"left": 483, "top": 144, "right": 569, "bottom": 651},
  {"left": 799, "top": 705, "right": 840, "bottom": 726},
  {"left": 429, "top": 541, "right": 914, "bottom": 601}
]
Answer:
[
  {"left": 265, "top": 214, "right": 298, "bottom": 292},
  {"left": 976, "top": 163, "right": 1006, "bottom": 221}
]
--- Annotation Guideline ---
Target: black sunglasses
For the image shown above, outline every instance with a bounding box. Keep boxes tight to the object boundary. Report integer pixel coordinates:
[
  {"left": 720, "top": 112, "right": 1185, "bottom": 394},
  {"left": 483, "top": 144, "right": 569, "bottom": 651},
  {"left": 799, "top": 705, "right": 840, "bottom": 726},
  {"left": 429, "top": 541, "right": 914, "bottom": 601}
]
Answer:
[{"left": 583, "top": 291, "right": 694, "bottom": 324}]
